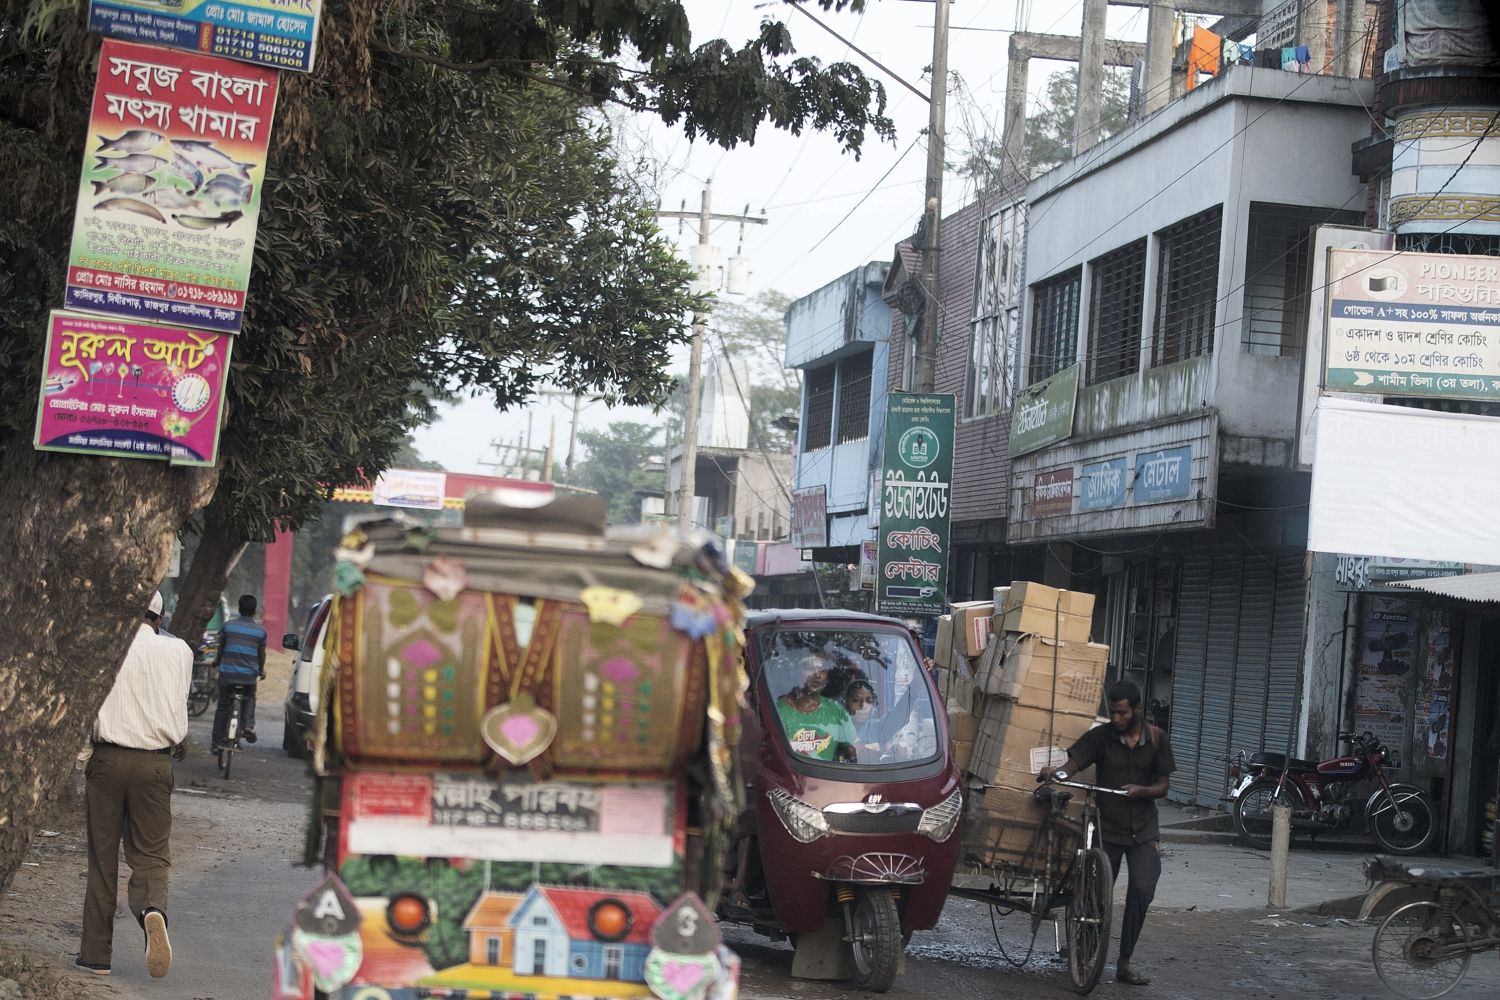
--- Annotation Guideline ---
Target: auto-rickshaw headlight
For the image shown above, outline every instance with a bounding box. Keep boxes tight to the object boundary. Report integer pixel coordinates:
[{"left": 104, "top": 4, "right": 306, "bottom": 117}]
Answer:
[
  {"left": 916, "top": 790, "right": 964, "bottom": 842},
  {"left": 768, "top": 787, "right": 832, "bottom": 843}
]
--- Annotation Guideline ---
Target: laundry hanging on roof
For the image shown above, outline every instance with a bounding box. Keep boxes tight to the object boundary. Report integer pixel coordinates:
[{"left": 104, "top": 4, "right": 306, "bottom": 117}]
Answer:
[
  {"left": 1281, "top": 46, "right": 1297, "bottom": 71},
  {"left": 1186, "top": 25, "right": 1222, "bottom": 91},
  {"left": 1295, "top": 44, "right": 1311, "bottom": 73},
  {"left": 1255, "top": 48, "right": 1281, "bottom": 69}
]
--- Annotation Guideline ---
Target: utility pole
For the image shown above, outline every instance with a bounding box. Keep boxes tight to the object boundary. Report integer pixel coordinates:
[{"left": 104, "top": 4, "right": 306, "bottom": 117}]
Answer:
[
  {"left": 657, "top": 185, "right": 766, "bottom": 531},
  {"left": 565, "top": 392, "right": 581, "bottom": 484},
  {"left": 912, "top": 0, "right": 950, "bottom": 393}
]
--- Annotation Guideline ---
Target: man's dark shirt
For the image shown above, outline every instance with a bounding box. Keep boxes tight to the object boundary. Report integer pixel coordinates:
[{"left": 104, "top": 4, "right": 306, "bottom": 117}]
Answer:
[{"left": 1067, "top": 722, "right": 1176, "bottom": 846}]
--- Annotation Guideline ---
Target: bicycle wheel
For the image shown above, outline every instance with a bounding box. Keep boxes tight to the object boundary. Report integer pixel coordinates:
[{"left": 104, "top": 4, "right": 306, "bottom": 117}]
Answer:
[
  {"left": 218, "top": 747, "right": 232, "bottom": 779},
  {"left": 1372, "top": 900, "right": 1472, "bottom": 1000},
  {"left": 187, "top": 684, "right": 210, "bottom": 718},
  {"left": 1066, "top": 847, "right": 1113, "bottom": 995}
]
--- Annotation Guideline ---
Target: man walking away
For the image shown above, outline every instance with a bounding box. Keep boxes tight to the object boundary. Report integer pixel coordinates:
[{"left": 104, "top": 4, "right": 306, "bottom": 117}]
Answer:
[
  {"left": 212, "top": 594, "right": 266, "bottom": 749},
  {"left": 1043, "top": 679, "right": 1174, "bottom": 986},
  {"left": 78, "top": 590, "right": 191, "bottom": 978}
]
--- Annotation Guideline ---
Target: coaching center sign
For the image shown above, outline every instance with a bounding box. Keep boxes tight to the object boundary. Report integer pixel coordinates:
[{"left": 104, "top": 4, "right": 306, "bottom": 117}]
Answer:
[
  {"left": 1324, "top": 249, "right": 1500, "bottom": 402},
  {"left": 877, "top": 393, "right": 954, "bottom": 617}
]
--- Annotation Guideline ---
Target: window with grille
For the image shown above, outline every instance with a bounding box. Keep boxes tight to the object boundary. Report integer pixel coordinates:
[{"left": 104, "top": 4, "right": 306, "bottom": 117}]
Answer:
[
  {"left": 1242, "top": 203, "right": 1362, "bottom": 357},
  {"left": 803, "top": 364, "right": 835, "bottom": 450},
  {"left": 836, "top": 350, "right": 873, "bottom": 443},
  {"left": 1397, "top": 232, "right": 1500, "bottom": 256},
  {"left": 1028, "top": 267, "right": 1081, "bottom": 383},
  {"left": 1087, "top": 239, "right": 1147, "bottom": 382},
  {"left": 966, "top": 207, "right": 1025, "bottom": 416},
  {"left": 1152, "top": 206, "right": 1222, "bottom": 366}
]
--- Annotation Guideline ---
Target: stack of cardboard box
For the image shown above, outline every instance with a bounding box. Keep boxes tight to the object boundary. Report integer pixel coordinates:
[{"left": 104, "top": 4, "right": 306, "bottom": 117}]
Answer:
[{"left": 936, "top": 582, "right": 1110, "bottom": 870}]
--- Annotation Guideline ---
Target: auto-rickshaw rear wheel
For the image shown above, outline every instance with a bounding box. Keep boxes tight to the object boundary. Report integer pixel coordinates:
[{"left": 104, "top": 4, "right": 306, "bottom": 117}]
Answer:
[
  {"left": 848, "top": 886, "right": 902, "bottom": 992},
  {"left": 1066, "top": 847, "right": 1114, "bottom": 994}
]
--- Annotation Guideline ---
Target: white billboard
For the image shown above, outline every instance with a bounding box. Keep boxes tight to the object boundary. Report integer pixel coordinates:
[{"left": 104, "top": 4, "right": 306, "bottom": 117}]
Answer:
[{"left": 1308, "top": 397, "right": 1500, "bottom": 565}]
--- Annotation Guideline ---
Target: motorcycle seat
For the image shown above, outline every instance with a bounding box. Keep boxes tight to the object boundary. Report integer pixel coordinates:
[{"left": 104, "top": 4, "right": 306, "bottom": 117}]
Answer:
[{"left": 1249, "top": 751, "right": 1319, "bottom": 773}]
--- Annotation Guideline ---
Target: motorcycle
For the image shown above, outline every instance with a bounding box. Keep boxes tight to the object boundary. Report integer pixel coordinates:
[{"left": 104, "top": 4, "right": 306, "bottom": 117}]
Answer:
[
  {"left": 718, "top": 611, "right": 963, "bottom": 993},
  {"left": 1226, "top": 731, "right": 1438, "bottom": 855}
]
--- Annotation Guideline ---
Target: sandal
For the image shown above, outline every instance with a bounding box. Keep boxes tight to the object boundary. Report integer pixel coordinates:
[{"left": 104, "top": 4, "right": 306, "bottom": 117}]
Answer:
[{"left": 1115, "top": 964, "right": 1151, "bottom": 986}]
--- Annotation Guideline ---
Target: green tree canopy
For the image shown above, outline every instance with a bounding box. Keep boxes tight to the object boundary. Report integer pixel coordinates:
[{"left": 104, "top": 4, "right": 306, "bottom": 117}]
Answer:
[{"left": 573, "top": 420, "right": 665, "bottom": 526}]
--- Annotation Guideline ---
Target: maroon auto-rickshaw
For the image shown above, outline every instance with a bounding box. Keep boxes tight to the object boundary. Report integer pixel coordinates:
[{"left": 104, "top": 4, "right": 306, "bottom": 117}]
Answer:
[{"left": 718, "top": 610, "right": 962, "bottom": 992}]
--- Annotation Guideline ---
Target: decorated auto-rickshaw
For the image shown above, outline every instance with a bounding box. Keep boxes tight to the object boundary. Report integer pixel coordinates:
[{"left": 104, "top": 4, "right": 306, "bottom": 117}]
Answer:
[{"left": 273, "top": 489, "right": 752, "bottom": 1000}]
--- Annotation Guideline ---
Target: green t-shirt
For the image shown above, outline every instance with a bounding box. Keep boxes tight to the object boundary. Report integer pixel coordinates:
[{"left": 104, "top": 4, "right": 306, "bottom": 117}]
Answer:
[{"left": 776, "top": 697, "right": 859, "bottom": 761}]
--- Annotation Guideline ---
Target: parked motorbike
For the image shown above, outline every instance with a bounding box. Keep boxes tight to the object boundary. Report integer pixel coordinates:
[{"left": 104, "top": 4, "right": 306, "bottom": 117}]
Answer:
[
  {"left": 718, "top": 611, "right": 963, "bottom": 993},
  {"left": 1226, "top": 731, "right": 1438, "bottom": 855}
]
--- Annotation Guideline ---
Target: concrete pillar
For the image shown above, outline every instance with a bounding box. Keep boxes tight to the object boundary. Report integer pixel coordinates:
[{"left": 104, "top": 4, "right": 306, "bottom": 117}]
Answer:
[
  {"left": 1001, "top": 35, "right": 1031, "bottom": 188},
  {"left": 1075, "top": 0, "right": 1108, "bottom": 152},
  {"left": 1300, "top": 0, "right": 1334, "bottom": 73},
  {"left": 1145, "top": 2, "right": 1176, "bottom": 114},
  {"left": 1334, "top": 0, "right": 1367, "bottom": 77}
]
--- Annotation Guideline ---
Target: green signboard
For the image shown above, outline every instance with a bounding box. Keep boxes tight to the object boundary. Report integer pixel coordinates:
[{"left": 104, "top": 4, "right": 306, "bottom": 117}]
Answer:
[
  {"left": 1010, "top": 363, "right": 1079, "bottom": 456},
  {"left": 877, "top": 393, "right": 955, "bottom": 617}
]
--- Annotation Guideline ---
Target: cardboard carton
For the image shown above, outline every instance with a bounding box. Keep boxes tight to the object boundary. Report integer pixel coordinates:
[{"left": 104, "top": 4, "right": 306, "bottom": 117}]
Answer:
[
  {"left": 932, "top": 661, "right": 978, "bottom": 716},
  {"left": 968, "top": 700, "right": 1096, "bottom": 787},
  {"left": 947, "top": 709, "right": 978, "bottom": 744},
  {"left": 961, "top": 785, "right": 1080, "bottom": 871},
  {"left": 991, "top": 636, "right": 1109, "bottom": 716},
  {"left": 1002, "top": 581, "right": 1096, "bottom": 619},
  {"left": 952, "top": 738, "right": 973, "bottom": 775},
  {"left": 997, "top": 604, "right": 1092, "bottom": 644},
  {"left": 951, "top": 601, "right": 995, "bottom": 657},
  {"left": 934, "top": 614, "right": 954, "bottom": 669}
]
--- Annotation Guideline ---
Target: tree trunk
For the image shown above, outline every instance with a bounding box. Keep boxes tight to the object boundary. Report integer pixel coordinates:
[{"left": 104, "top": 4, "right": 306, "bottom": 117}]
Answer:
[
  {"left": 0, "top": 445, "right": 215, "bottom": 900},
  {"left": 172, "top": 500, "right": 250, "bottom": 651}
]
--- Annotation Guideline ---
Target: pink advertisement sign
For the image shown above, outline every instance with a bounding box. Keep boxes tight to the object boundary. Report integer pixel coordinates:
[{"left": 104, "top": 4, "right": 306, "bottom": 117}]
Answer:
[{"left": 34, "top": 310, "right": 231, "bottom": 466}]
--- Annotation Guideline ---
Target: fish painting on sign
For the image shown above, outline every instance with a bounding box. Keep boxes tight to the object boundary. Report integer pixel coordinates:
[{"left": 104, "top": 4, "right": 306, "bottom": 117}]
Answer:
[{"left": 64, "top": 40, "right": 280, "bottom": 333}]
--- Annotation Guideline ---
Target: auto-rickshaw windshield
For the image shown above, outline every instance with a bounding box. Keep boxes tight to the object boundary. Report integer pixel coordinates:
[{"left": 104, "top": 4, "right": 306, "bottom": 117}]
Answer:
[{"left": 759, "top": 627, "right": 939, "bottom": 767}]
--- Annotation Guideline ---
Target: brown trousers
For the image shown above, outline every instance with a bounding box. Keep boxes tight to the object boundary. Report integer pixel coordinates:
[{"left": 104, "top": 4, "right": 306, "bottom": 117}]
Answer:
[{"left": 81, "top": 744, "right": 174, "bottom": 965}]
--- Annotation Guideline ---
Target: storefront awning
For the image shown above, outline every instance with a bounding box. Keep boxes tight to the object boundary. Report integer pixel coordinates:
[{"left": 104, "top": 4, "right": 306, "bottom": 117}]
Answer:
[{"left": 1391, "top": 571, "right": 1500, "bottom": 603}]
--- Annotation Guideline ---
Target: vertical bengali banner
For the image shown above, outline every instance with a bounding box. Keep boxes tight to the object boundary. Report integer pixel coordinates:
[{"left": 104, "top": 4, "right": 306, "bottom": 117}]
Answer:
[
  {"left": 65, "top": 39, "right": 279, "bottom": 333},
  {"left": 876, "top": 393, "right": 955, "bottom": 618},
  {"left": 34, "top": 310, "right": 232, "bottom": 466}
]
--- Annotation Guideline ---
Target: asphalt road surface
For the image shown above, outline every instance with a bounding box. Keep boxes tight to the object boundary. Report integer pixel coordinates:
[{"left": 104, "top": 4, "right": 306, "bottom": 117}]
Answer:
[{"left": 5, "top": 695, "right": 1498, "bottom": 1000}]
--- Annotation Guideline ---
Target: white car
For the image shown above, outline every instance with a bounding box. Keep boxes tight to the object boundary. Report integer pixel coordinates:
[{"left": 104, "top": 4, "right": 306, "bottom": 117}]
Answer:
[{"left": 281, "top": 595, "right": 332, "bottom": 758}]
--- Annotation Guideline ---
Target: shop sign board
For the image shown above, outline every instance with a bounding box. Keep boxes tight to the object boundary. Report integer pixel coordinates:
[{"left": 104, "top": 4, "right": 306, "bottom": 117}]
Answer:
[
  {"left": 877, "top": 393, "right": 954, "bottom": 617},
  {"left": 88, "top": 0, "right": 323, "bottom": 73},
  {"left": 1333, "top": 555, "right": 1468, "bottom": 592},
  {"left": 1010, "top": 363, "right": 1079, "bottom": 456},
  {"left": 858, "top": 539, "right": 877, "bottom": 591},
  {"left": 33, "top": 310, "right": 231, "bottom": 466},
  {"left": 1077, "top": 457, "right": 1127, "bottom": 511},
  {"left": 1031, "top": 468, "right": 1074, "bottom": 518},
  {"left": 65, "top": 40, "right": 279, "bottom": 333},
  {"left": 1132, "top": 446, "right": 1194, "bottom": 503},
  {"left": 790, "top": 485, "right": 828, "bottom": 550},
  {"left": 1323, "top": 248, "right": 1500, "bottom": 402},
  {"left": 371, "top": 469, "right": 447, "bottom": 510}
]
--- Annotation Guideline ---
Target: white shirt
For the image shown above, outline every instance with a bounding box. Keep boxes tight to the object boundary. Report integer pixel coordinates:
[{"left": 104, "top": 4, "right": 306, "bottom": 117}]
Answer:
[{"left": 94, "top": 623, "right": 192, "bottom": 751}]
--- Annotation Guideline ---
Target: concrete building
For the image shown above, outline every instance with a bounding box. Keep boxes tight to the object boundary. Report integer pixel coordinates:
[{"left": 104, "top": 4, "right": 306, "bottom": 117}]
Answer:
[
  {"left": 783, "top": 262, "right": 893, "bottom": 563},
  {"left": 1297, "top": 0, "right": 1500, "bottom": 856}
]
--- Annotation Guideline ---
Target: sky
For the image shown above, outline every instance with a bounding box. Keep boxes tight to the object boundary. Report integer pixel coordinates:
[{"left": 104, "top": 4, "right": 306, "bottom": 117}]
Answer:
[{"left": 412, "top": 0, "right": 1158, "bottom": 477}]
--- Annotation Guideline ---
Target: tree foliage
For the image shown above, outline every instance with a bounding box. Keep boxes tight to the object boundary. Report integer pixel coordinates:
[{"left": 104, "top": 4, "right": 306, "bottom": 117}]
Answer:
[{"left": 573, "top": 421, "right": 664, "bottom": 526}]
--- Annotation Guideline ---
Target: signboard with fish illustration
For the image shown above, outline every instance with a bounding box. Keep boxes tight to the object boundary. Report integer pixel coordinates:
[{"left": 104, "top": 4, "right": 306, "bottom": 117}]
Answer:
[
  {"left": 65, "top": 39, "right": 279, "bottom": 334},
  {"left": 88, "top": 0, "right": 322, "bottom": 74},
  {"left": 34, "top": 310, "right": 232, "bottom": 466}
]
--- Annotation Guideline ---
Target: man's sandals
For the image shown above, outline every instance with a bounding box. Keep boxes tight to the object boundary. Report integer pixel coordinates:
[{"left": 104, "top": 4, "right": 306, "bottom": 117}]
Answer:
[{"left": 1115, "top": 964, "right": 1151, "bottom": 986}]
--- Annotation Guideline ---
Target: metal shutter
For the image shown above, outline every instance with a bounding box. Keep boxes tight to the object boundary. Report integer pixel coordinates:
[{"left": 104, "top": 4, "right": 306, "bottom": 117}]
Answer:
[
  {"left": 1264, "top": 553, "right": 1306, "bottom": 758},
  {"left": 1168, "top": 548, "right": 1213, "bottom": 803}
]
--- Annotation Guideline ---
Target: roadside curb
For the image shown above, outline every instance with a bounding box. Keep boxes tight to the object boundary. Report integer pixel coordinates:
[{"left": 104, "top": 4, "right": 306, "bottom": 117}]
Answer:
[{"left": 1159, "top": 828, "right": 1242, "bottom": 846}]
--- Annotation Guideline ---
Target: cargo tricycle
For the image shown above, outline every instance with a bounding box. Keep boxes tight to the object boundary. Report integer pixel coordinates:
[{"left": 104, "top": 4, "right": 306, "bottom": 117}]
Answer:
[
  {"left": 1361, "top": 855, "right": 1500, "bottom": 999},
  {"left": 273, "top": 489, "right": 753, "bottom": 1000}
]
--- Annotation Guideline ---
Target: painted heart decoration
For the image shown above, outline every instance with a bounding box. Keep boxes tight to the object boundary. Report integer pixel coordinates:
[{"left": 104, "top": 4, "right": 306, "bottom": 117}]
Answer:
[
  {"left": 644, "top": 948, "right": 721, "bottom": 1000},
  {"left": 481, "top": 698, "right": 558, "bottom": 766},
  {"left": 291, "top": 929, "right": 363, "bottom": 994},
  {"left": 423, "top": 556, "right": 468, "bottom": 602}
]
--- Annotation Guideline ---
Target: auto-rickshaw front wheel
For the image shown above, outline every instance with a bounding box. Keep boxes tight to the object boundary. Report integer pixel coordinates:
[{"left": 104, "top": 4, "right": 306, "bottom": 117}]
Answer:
[{"left": 847, "top": 886, "right": 902, "bottom": 992}]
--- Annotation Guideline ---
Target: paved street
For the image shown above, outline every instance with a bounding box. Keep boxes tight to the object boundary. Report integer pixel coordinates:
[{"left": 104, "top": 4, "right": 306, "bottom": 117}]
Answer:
[{"left": 4, "top": 692, "right": 1497, "bottom": 1000}]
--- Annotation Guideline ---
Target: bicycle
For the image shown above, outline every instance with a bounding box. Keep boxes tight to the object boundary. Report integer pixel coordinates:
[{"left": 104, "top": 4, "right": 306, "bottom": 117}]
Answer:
[
  {"left": 216, "top": 684, "right": 250, "bottom": 778},
  {"left": 187, "top": 659, "right": 217, "bottom": 718}
]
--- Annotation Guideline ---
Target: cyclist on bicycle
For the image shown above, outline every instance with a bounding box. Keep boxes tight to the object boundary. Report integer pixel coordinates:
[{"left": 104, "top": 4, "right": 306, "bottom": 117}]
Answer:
[{"left": 211, "top": 594, "right": 267, "bottom": 750}]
